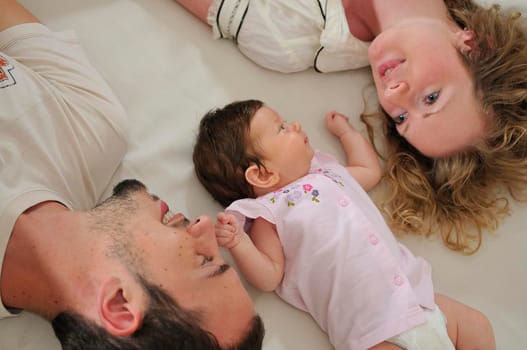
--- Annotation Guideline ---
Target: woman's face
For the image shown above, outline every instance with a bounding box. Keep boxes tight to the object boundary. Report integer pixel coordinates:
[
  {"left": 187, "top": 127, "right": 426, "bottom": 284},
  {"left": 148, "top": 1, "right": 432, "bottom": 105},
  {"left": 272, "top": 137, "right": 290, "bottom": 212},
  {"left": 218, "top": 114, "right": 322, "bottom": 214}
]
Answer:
[{"left": 368, "top": 18, "right": 487, "bottom": 157}]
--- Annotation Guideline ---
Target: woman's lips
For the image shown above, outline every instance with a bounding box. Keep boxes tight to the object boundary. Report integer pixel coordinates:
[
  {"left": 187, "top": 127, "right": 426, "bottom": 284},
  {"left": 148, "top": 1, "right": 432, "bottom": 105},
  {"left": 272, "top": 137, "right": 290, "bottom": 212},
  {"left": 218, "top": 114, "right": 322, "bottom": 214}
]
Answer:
[{"left": 378, "top": 59, "right": 404, "bottom": 82}]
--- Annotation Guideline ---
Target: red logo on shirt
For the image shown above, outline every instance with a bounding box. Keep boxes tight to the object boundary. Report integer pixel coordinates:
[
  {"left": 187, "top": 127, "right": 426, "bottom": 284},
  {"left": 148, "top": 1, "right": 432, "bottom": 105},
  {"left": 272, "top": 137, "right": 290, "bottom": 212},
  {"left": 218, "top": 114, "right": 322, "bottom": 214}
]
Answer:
[{"left": 0, "top": 54, "right": 16, "bottom": 88}]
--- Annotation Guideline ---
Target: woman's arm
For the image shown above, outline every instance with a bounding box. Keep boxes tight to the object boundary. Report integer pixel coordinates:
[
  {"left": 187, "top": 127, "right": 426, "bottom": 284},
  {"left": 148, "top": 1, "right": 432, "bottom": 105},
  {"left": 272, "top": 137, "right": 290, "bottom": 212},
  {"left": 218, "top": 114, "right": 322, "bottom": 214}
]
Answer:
[
  {"left": 216, "top": 212, "right": 285, "bottom": 292},
  {"left": 325, "top": 111, "right": 382, "bottom": 191},
  {"left": 174, "top": 0, "right": 213, "bottom": 24}
]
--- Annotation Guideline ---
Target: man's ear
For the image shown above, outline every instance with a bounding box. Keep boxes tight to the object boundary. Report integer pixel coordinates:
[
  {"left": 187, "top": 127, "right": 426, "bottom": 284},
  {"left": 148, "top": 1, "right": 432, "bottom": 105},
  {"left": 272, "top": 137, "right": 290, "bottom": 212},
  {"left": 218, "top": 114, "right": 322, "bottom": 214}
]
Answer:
[
  {"left": 245, "top": 164, "right": 279, "bottom": 189},
  {"left": 455, "top": 28, "right": 477, "bottom": 54},
  {"left": 98, "top": 278, "right": 144, "bottom": 337}
]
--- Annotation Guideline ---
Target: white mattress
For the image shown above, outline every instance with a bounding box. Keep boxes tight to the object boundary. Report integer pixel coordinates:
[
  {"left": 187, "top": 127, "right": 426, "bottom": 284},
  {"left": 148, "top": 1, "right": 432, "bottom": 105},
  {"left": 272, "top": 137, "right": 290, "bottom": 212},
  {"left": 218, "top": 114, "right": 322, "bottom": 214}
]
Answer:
[{"left": 1, "top": 0, "right": 526, "bottom": 349}]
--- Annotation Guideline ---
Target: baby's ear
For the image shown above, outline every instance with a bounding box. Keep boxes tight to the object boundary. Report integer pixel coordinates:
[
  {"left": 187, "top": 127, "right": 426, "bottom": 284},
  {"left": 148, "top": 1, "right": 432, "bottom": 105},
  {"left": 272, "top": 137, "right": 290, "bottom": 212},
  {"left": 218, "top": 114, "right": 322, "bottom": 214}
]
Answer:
[{"left": 245, "top": 164, "right": 279, "bottom": 189}]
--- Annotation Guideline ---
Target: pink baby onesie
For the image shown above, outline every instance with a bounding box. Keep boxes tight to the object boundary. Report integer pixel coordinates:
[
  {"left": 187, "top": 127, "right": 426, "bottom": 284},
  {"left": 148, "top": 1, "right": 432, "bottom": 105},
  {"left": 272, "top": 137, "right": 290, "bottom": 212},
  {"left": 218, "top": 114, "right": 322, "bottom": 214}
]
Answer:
[{"left": 227, "top": 151, "right": 436, "bottom": 350}]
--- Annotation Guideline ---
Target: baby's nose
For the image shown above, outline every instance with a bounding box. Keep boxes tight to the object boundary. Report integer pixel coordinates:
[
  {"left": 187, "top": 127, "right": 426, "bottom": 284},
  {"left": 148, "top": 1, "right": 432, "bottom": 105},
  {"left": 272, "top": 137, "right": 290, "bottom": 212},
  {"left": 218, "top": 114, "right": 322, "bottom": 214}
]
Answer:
[{"left": 291, "top": 121, "right": 301, "bottom": 132}]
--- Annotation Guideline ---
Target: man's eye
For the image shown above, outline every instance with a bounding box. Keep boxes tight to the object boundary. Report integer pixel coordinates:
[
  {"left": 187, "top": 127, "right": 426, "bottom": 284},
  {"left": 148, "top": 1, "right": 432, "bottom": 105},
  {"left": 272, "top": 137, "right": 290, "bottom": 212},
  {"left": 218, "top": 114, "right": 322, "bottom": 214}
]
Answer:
[
  {"left": 425, "top": 91, "right": 440, "bottom": 105},
  {"left": 394, "top": 112, "right": 408, "bottom": 125}
]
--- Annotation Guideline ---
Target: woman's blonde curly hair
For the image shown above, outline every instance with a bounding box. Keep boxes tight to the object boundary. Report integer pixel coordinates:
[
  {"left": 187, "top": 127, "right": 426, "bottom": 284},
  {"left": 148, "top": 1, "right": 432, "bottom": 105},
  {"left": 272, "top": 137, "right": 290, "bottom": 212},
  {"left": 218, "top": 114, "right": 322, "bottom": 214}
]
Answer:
[{"left": 363, "top": 0, "right": 527, "bottom": 254}]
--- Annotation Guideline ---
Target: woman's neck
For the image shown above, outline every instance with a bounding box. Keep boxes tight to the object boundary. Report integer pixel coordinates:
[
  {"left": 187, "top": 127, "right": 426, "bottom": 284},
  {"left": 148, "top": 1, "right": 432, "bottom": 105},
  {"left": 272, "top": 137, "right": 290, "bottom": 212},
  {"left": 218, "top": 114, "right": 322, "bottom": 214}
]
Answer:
[
  {"left": 343, "top": 0, "right": 452, "bottom": 40},
  {"left": 341, "top": 0, "right": 377, "bottom": 41}
]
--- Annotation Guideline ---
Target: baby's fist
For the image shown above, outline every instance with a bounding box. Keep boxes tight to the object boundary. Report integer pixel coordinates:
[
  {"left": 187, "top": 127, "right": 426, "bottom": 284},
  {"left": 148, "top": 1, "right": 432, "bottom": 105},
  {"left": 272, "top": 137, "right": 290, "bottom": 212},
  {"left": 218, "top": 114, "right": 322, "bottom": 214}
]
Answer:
[
  {"left": 215, "top": 212, "right": 243, "bottom": 249},
  {"left": 325, "top": 111, "right": 354, "bottom": 138}
]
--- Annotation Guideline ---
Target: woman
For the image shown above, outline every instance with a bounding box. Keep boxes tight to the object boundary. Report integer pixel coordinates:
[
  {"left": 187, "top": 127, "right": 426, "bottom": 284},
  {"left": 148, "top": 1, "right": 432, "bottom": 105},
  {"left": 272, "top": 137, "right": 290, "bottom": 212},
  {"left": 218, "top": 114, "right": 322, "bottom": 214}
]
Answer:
[
  {"left": 362, "top": 0, "right": 527, "bottom": 254},
  {"left": 176, "top": 0, "right": 527, "bottom": 253}
]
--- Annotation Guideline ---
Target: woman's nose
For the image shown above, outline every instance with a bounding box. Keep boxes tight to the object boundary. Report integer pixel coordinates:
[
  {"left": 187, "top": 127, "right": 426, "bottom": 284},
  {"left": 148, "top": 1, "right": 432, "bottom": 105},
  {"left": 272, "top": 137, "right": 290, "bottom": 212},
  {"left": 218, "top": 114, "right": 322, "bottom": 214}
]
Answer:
[
  {"left": 187, "top": 215, "right": 219, "bottom": 254},
  {"left": 384, "top": 81, "right": 409, "bottom": 99}
]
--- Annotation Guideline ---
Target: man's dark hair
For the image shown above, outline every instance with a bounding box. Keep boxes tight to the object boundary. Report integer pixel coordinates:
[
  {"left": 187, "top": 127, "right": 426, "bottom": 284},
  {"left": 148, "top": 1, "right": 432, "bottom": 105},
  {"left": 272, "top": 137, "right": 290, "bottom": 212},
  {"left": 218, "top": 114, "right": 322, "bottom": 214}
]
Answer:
[
  {"left": 111, "top": 179, "right": 147, "bottom": 197},
  {"left": 51, "top": 275, "right": 265, "bottom": 349}
]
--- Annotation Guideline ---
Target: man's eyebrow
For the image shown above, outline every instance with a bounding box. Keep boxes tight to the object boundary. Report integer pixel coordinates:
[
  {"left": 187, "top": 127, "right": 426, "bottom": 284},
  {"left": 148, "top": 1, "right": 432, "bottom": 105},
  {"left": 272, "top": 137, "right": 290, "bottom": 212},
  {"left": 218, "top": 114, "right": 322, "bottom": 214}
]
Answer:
[{"left": 208, "top": 264, "right": 230, "bottom": 278}]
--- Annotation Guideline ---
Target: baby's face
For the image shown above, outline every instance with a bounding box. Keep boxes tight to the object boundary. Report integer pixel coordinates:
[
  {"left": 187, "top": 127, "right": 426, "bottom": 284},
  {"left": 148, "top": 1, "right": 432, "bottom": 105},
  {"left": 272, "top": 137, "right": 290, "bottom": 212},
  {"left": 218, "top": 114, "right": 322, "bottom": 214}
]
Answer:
[{"left": 249, "top": 106, "right": 314, "bottom": 184}]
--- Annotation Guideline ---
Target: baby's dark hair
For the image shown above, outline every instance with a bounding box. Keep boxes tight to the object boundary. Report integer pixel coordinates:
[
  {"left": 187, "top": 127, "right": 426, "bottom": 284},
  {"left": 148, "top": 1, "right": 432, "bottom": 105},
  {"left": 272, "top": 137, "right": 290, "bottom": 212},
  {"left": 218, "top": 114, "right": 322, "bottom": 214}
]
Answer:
[{"left": 193, "top": 100, "right": 265, "bottom": 207}]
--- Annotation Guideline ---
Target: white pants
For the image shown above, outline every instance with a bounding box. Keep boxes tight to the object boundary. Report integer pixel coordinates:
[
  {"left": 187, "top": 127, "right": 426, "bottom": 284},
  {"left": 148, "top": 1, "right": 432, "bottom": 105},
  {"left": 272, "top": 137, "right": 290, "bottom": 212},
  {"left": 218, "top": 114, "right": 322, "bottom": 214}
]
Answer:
[{"left": 207, "top": 0, "right": 370, "bottom": 73}]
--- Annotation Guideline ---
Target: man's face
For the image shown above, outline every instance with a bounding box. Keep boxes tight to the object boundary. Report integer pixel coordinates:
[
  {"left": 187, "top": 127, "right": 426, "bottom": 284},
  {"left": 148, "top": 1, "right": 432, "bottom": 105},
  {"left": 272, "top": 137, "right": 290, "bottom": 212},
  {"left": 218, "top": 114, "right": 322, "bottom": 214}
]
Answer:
[{"left": 106, "top": 180, "right": 255, "bottom": 346}]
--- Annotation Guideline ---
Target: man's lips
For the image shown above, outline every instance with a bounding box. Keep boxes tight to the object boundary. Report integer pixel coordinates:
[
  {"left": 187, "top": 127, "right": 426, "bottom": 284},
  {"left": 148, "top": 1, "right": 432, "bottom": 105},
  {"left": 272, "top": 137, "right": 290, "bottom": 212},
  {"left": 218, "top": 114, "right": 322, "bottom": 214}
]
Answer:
[
  {"left": 166, "top": 213, "right": 189, "bottom": 226},
  {"left": 160, "top": 200, "right": 181, "bottom": 225},
  {"left": 159, "top": 200, "right": 169, "bottom": 220}
]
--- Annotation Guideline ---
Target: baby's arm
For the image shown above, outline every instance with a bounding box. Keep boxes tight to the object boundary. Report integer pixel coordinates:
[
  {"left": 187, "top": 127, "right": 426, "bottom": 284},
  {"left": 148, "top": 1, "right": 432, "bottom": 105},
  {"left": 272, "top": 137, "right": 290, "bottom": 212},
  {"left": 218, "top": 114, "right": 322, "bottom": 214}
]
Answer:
[
  {"left": 325, "top": 111, "right": 382, "bottom": 191},
  {"left": 216, "top": 212, "right": 285, "bottom": 292}
]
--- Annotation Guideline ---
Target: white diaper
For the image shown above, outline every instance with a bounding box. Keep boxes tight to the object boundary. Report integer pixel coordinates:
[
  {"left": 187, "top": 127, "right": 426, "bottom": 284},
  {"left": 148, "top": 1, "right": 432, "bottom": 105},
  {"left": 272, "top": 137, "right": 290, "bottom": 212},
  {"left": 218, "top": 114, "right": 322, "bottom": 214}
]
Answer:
[
  {"left": 207, "top": 0, "right": 370, "bottom": 73},
  {"left": 386, "top": 305, "right": 455, "bottom": 350}
]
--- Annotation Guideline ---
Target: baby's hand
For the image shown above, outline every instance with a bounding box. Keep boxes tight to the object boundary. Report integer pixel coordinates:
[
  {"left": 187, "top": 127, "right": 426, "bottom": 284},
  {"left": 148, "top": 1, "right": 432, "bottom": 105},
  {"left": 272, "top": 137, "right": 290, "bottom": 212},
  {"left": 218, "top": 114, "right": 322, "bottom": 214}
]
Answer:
[
  {"left": 325, "top": 111, "right": 355, "bottom": 138},
  {"left": 215, "top": 212, "right": 245, "bottom": 249}
]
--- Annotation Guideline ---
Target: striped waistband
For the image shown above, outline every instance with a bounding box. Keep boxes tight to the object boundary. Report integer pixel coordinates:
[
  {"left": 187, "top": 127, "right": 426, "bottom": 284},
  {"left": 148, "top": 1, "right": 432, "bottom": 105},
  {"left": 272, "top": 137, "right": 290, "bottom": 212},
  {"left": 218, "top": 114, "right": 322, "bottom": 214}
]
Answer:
[{"left": 215, "top": 0, "right": 250, "bottom": 41}]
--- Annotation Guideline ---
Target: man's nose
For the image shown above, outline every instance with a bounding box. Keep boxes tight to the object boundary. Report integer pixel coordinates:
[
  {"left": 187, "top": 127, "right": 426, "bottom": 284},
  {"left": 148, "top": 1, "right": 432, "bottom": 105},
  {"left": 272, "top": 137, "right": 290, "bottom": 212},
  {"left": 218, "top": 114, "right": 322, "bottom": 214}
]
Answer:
[{"left": 188, "top": 215, "right": 219, "bottom": 254}]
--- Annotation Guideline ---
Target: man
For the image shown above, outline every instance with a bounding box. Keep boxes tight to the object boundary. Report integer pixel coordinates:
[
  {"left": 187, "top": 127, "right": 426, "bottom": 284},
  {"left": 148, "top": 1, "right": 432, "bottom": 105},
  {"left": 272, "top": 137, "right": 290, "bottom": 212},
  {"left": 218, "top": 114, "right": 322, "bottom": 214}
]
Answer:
[{"left": 0, "top": 1, "right": 263, "bottom": 349}]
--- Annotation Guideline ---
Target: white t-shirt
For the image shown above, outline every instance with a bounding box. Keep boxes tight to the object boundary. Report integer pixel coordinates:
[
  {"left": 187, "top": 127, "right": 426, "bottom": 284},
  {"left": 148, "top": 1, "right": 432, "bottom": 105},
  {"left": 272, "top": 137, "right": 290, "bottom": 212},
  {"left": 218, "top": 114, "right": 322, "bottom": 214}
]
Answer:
[{"left": 0, "top": 23, "right": 128, "bottom": 318}]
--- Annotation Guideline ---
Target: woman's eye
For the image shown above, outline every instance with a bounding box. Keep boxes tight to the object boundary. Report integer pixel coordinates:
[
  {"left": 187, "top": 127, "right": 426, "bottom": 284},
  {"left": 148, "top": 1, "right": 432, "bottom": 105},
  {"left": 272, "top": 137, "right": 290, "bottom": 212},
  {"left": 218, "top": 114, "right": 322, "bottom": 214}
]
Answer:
[
  {"left": 394, "top": 112, "right": 408, "bottom": 125},
  {"left": 425, "top": 91, "right": 440, "bottom": 105}
]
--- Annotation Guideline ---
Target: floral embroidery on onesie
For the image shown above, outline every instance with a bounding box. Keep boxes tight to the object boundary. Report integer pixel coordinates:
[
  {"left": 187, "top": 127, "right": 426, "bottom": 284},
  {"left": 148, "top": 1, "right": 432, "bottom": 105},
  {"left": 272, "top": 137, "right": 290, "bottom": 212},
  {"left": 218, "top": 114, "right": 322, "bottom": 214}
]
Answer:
[{"left": 268, "top": 167, "right": 344, "bottom": 206}]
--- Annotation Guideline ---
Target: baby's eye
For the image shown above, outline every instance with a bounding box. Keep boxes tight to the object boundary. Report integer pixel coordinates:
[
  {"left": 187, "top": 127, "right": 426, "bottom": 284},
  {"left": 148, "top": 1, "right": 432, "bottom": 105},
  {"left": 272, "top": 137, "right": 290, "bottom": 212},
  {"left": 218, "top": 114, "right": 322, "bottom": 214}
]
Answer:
[
  {"left": 424, "top": 91, "right": 440, "bottom": 105},
  {"left": 394, "top": 112, "right": 408, "bottom": 125},
  {"left": 201, "top": 256, "right": 213, "bottom": 265}
]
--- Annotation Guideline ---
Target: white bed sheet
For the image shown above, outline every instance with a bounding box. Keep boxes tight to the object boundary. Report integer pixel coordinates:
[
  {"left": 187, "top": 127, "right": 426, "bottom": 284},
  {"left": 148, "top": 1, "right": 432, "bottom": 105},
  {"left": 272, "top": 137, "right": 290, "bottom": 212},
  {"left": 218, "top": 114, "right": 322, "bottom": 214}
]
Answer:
[{"left": 1, "top": 0, "right": 525, "bottom": 349}]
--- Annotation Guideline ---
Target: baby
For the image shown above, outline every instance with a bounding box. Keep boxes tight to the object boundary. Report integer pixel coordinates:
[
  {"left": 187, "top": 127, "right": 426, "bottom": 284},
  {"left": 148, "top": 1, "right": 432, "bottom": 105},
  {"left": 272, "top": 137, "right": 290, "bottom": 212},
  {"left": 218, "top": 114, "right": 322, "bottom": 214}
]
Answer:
[{"left": 193, "top": 100, "right": 495, "bottom": 350}]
